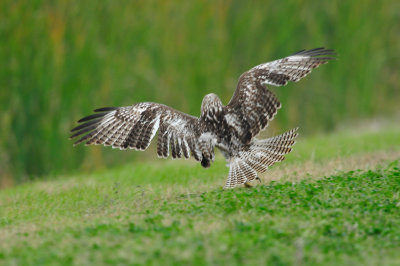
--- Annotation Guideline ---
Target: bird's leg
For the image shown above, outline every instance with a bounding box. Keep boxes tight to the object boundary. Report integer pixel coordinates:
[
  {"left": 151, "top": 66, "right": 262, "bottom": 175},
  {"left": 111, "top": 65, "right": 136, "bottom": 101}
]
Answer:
[
  {"left": 244, "top": 182, "right": 253, "bottom": 188},
  {"left": 244, "top": 175, "right": 261, "bottom": 188}
]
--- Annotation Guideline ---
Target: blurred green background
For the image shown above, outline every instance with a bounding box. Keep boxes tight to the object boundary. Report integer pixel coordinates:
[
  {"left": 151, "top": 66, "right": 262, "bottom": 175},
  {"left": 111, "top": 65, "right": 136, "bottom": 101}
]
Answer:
[{"left": 1, "top": 0, "right": 399, "bottom": 186}]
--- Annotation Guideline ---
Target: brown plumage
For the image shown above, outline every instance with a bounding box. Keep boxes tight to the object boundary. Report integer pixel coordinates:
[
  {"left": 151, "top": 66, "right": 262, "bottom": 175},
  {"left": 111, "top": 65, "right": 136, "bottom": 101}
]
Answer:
[{"left": 71, "top": 48, "right": 335, "bottom": 188}]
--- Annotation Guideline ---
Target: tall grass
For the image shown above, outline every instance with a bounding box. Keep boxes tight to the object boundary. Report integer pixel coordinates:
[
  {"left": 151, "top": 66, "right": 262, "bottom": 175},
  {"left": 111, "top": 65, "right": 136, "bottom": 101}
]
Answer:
[{"left": 1, "top": 0, "right": 399, "bottom": 184}]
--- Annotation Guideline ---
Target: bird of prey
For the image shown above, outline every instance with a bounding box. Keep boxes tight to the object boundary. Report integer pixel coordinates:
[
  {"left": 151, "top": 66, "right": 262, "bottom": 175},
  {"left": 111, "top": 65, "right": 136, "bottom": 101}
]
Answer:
[{"left": 71, "top": 48, "right": 335, "bottom": 188}]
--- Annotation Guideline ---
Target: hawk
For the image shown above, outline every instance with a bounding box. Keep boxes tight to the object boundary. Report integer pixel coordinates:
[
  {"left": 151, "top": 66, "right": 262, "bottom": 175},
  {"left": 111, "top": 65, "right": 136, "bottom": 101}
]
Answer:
[{"left": 71, "top": 48, "right": 335, "bottom": 188}]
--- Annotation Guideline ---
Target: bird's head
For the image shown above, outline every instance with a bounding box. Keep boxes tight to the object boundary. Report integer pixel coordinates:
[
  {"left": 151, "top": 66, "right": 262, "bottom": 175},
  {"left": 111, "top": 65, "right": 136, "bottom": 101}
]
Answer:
[{"left": 200, "top": 93, "right": 224, "bottom": 121}]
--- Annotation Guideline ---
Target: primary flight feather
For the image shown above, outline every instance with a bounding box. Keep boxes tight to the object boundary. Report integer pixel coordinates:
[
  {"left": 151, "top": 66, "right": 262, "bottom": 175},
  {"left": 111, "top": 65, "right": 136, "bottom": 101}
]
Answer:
[{"left": 71, "top": 48, "right": 335, "bottom": 188}]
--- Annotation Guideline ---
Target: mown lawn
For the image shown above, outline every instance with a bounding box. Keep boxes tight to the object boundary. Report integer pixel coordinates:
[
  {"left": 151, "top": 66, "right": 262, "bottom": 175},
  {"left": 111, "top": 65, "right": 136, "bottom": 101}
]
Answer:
[{"left": 0, "top": 125, "right": 399, "bottom": 265}]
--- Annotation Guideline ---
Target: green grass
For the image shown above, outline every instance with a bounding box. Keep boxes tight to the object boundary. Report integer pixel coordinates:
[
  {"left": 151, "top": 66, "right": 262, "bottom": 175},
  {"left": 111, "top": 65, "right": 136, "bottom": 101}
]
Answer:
[
  {"left": 0, "top": 126, "right": 399, "bottom": 265},
  {"left": 1, "top": 164, "right": 400, "bottom": 265},
  {"left": 1, "top": 0, "right": 400, "bottom": 181}
]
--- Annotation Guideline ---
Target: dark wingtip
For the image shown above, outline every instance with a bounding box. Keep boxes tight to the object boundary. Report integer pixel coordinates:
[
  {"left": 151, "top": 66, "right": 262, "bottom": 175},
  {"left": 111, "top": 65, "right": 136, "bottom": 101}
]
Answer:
[
  {"left": 292, "top": 49, "right": 306, "bottom": 55},
  {"left": 70, "top": 107, "right": 118, "bottom": 144},
  {"left": 71, "top": 107, "right": 117, "bottom": 132},
  {"left": 70, "top": 118, "right": 102, "bottom": 132},
  {"left": 78, "top": 112, "right": 107, "bottom": 123},
  {"left": 308, "top": 47, "right": 325, "bottom": 52},
  {"left": 94, "top": 107, "right": 118, "bottom": 112},
  {"left": 292, "top": 47, "right": 336, "bottom": 58}
]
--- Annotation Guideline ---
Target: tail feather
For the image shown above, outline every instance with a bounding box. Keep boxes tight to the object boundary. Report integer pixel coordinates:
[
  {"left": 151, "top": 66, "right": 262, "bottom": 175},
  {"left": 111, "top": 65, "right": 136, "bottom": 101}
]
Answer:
[
  {"left": 245, "top": 157, "right": 269, "bottom": 172},
  {"left": 235, "top": 162, "right": 247, "bottom": 185},
  {"left": 239, "top": 161, "right": 258, "bottom": 182},
  {"left": 248, "top": 149, "right": 286, "bottom": 162},
  {"left": 258, "top": 146, "right": 292, "bottom": 156},
  {"left": 225, "top": 162, "right": 237, "bottom": 188},
  {"left": 224, "top": 127, "right": 299, "bottom": 188},
  {"left": 246, "top": 152, "right": 283, "bottom": 168}
]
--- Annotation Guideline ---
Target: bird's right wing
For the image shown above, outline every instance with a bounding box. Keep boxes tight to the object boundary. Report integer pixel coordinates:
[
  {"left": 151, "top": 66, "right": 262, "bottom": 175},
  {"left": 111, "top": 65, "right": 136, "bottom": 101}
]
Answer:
[{"left": 70, "top": 103, "right": 203, "bottom": 160}]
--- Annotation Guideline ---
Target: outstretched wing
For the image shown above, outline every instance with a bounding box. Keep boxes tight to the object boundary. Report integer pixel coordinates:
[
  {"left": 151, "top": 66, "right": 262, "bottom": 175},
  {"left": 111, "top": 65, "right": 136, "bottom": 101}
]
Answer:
[
  {"left": 244, "top": 47, "right": 336, "bottom": 87},
  {"left": 70, "top": 103, "right": 202, "bottom": 160},
  {"left": 227, "top": 48, "right": 335, "bottom": 142}
]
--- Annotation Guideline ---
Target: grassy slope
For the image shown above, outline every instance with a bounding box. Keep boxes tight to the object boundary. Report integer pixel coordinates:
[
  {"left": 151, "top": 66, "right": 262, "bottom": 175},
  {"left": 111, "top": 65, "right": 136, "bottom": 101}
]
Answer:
[{"left": 0, "top": 125, "right": 400, "bottom": 265}]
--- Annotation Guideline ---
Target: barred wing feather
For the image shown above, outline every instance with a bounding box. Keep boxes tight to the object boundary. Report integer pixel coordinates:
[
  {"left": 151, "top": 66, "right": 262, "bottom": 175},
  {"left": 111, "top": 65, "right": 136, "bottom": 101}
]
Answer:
[
  {"left": 250, "top": 47, "right": 336, "bottom": 87},
  {"left": 70, "top": 103, "right": 202, "bottom": 160},
  {"left": 226, "top": 48, "right": 335, "bottom": 143}
]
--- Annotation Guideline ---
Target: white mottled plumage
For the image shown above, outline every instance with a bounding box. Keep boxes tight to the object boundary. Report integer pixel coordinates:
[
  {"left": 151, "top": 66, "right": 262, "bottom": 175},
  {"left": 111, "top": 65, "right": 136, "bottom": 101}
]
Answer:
[{"left": 71, "top": 48, "right": 335, "bottom": 188}]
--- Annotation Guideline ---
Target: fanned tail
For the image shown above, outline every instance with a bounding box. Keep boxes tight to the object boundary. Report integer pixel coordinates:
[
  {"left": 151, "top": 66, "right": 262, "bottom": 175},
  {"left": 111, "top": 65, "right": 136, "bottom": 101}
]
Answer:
[{"left": 224, "top": 127, "right": 299, "bottom": 188}]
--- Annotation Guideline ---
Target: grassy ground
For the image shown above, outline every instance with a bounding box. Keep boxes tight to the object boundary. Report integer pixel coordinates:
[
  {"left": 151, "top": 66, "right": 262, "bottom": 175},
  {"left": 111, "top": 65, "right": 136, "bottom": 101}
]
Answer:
[{"left": 0, "top": 125, "right": 400, "bottom": 265}]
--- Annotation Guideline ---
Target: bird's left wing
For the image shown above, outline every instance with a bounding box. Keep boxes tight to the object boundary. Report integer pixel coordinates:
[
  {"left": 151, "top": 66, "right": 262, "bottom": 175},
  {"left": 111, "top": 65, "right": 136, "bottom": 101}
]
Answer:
[
  {"left": 70, "top": 102, "right": 203, "bottom": 160},
  {"left": 226, "top": 48, "right": 335, "bottom": 142},
  {"left": 243, "top": 47, "right": 336, "bottom": 87}
]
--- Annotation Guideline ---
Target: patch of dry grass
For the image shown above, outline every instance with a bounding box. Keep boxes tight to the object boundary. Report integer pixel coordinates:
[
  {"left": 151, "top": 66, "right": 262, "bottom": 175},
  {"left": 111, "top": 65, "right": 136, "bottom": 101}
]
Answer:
[{"left": 263, "top": 150, "right": 400, "bottom": 183}]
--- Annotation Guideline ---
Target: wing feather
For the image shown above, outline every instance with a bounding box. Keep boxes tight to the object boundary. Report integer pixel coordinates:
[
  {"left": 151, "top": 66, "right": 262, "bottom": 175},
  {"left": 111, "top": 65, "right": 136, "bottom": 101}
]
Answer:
[
  {"left": 70, "top": 102, "right": 202, "bottom": 161},
  {"left": 226, "top": 48, "right": 334, "bottom": 143},
  {"left": 248, "top": 47, "right": 336, "bottom": 87}
]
